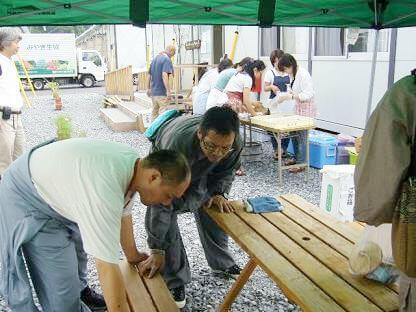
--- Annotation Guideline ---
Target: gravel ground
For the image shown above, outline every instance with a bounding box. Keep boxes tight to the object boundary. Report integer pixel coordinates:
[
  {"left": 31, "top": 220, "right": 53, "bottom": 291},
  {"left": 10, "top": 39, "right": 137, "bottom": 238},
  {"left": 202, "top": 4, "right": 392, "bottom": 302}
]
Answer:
[{"left": 0, "top": 91, "right": 322, "bottom": 311}]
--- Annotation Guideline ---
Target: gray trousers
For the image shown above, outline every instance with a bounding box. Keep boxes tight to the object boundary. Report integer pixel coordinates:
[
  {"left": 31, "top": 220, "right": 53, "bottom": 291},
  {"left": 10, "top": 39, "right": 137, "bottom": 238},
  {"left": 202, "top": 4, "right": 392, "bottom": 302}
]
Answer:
[
  {"left": 400, "top": 273, "right": 416, "bottom": 312},
  {"left": 22, "top": 220, "right": 90, "bottom": 312},
  {"left": 162, "top": 208, "right": 236, "bottom": 289},
  {"left": 0, "top": 141, "right": 89, "bottom": 311}
]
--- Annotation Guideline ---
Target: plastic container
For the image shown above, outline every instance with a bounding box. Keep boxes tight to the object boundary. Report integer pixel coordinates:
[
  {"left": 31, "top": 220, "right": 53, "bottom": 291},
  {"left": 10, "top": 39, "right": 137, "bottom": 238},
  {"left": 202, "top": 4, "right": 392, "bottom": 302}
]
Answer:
[
  {"left": 349, "top": 150, "right": 359, "bottom": 165},
  {"left": 309, "top": 133, "right": 338, "bottom": 169},
  {"left": 336, "top": 133, "right": 355, "bottom": 164},
  {"left": 336, "top": 146, "right": 351, "bottom": 164},
  {"left": 336, "top": 134, "right": 355, "bottom": 146}
]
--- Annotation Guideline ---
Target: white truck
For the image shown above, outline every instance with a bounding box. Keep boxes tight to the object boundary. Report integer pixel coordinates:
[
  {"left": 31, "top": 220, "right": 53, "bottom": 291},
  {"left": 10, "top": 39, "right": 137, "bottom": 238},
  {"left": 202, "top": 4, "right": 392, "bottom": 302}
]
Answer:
[{"left": 15, "top": 33, "right": 107, "bottom": 90}]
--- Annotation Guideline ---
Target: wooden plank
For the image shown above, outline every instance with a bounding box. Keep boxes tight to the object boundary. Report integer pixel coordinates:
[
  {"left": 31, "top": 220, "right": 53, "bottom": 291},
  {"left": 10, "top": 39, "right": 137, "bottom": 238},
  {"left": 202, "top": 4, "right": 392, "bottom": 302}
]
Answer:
[
  {"left": 105, "top": 66, "right": 134, "bottom": 99},
  {"left": 281, "top": 194, "right": 363, "bottom": 242},
  {"left": 205, "top": 208, "right": 346, "bottom": 312},
  {"left": 236, "top": 211, "right": 382, "bottom": 312},
  {"left": 278, "top": 197, "right": 356, "bottom": 258},
  {"left": 220, "top": 258, "right": 257, "bottom": 311},
  {"left": 262, "top": 212, "right": 399, "bottom": 311},
  {"left": 142, "top": 272, "right": 179, "bottom": 312},
  {"left": 119, "top": 259, "right": 157, "bottom": 312},
  {"left": 280, "top": 195, "right": 400, "bottom": 295},
  {"left": 249, "top": 115, "right": 315, "bottom": 132}
]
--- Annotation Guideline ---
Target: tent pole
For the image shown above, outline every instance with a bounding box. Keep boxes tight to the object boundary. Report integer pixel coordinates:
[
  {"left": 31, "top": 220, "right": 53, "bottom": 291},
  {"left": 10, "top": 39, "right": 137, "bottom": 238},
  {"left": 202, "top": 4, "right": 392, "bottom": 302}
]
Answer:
[
  {"left": 365, "top": 29, "right": 380, "bottom": 123},
  {"left": 388, "top": 28, "right": 398, "bottom": 88}
]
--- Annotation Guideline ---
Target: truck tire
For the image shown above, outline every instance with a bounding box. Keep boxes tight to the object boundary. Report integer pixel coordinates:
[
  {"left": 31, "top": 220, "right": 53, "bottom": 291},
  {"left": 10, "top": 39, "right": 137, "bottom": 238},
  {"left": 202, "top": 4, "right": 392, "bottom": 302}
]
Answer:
[
  {"left": 81, "top": 75, "right": 95, "bottom": 88},
  {"left": 33, "top": 79, "right": 44, "bottom": 90}
]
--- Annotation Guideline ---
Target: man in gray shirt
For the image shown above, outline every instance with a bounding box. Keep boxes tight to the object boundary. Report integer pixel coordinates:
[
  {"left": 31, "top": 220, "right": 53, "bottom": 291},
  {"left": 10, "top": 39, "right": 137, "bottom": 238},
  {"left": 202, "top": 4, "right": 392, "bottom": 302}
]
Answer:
[
  {"left": 138, "top": 106, "right": 243, "bottom": 308},
  {"left": 147, "top": 45, "right": 176, "bottom": 121}
]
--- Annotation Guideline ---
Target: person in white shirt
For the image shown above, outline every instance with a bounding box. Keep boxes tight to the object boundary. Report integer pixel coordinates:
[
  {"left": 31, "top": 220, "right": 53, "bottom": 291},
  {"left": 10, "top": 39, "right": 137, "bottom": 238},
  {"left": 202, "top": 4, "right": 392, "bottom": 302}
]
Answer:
[
  {"left": 0, "top": 138, "right": 191, "bottom": 312},
  {"left": 193, "top": 58, "right": 233, "bottom": 115},
  {"left": 263, "top": 49, "right": 292, "bottom": 160},
  {"left": 278, "top": 53, "right": 316, "bottom": 173},
  {"left": 205, "top": 57, "right": 252, "bottom": 111},
  {"left": 223, "top": 59, "right": 266, "bottom": 176},
  {"left": 277, "top": 53, "right": 315, "bottom": 117},
  {"left": 0, "top": 28, "right": 25, "bottom": 179},
  {"left": 224, "top": 59, "right": 266, "bottom": 117}
]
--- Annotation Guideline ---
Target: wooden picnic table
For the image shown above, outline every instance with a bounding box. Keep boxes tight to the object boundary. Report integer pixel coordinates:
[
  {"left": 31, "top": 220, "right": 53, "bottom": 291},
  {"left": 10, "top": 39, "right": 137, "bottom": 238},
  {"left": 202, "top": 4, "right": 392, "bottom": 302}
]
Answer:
[
  {"left": 240, "top": 114, "right": 315, "bottom": 184},
  {"left": 206, "top": 194, "right": 399, "bottom": 312}
]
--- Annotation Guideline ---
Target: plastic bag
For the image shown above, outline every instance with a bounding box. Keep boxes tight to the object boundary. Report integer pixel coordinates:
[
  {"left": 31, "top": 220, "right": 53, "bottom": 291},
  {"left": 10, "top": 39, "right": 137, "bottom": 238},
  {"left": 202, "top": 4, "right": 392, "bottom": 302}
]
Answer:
[
  {"left": 349, "top": 224, "right": 399, "bottom": 284},
  {"left": 362, "top": 224, "right": 394, "bottom": 265}
]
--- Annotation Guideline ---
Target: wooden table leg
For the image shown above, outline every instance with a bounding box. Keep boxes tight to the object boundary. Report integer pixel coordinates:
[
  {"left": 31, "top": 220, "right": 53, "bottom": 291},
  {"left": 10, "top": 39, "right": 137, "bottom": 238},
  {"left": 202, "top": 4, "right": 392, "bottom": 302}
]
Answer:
[
  {"left": 243, "top": 124, "right": 247, "bottom": 146},
  {"left": 249, "top": 122, "right": 253, "bottom": 145},
  {"left": 220, "top": 258, "right": 258, "bottom": 312},
  {"left": 305, "top": 130, "right": 310, "bottom": 182}
]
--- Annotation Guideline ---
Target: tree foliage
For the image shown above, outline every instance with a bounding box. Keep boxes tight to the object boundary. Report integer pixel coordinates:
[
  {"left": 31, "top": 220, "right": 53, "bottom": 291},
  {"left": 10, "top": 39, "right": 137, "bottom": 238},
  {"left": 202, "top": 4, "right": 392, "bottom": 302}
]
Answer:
[{"left": 28, "top": 25, "right": 91, "bottom": 36}]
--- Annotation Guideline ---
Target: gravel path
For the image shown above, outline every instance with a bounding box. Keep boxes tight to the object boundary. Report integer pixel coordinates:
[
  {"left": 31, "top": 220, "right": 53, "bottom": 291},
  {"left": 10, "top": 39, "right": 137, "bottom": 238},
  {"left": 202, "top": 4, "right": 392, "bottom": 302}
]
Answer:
[{"left": 0, "top": 91, "right": 322, "bottom": 311}]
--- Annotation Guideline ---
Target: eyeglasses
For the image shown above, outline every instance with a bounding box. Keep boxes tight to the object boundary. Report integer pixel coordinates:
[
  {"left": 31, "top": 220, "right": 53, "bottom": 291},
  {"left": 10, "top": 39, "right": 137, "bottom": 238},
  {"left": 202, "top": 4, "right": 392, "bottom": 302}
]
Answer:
[{"left": 201, "top": 138, "right": 234, "bottom": 155}]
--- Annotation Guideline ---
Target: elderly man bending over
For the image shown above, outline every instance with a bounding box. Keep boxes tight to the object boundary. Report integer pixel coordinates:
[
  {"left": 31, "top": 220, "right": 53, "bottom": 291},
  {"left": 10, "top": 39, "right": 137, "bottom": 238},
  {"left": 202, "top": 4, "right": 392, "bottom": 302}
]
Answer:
[{"left": 0, "top": 138, "right": 190, "bottom": 312}]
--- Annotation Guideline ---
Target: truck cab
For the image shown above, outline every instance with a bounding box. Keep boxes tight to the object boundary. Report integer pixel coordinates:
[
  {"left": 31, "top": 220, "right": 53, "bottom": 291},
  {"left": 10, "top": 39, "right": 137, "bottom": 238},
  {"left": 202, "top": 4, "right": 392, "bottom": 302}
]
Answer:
[{"left": 77, "top": 49, "right": 107, "bottom": 87}]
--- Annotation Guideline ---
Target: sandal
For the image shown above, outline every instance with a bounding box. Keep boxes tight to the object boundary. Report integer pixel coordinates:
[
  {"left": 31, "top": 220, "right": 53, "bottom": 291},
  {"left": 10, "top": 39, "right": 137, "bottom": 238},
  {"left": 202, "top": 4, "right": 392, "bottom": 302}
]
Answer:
[
  {"left": 289, "top": 167, "right": 305, "bottom": 173},
  {"left": 235, "top": 168, "right": 246, "bottom": 176},
  {"left": 283, "top": 158, "right": 296, "bottom": 166}
]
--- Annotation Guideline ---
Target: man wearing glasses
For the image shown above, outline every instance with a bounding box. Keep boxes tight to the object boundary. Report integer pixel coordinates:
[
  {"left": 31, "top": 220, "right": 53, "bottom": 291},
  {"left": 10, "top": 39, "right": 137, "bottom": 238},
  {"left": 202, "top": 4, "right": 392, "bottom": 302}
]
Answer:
[{"left": 139, "top": 106, "right": 243, "bottom": 308}]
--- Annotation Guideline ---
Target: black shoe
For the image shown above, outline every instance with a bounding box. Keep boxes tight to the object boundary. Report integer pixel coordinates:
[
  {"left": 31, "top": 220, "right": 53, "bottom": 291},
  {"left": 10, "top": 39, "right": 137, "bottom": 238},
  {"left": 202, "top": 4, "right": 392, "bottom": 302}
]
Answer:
[
  {"left": 170, "top": 285, "right": 186, "bottom": 309},
  {"left": 80, "top": 286, "right": 107, "bottom": 311},
  {"left": 212, "top": 264, "right": 242, "bottom": 279}
]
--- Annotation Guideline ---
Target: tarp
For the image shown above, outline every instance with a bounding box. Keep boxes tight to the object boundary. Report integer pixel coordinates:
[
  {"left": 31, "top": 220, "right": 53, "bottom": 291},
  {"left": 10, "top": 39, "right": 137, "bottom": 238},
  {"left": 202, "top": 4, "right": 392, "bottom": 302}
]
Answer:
[{"left": 0, "top": 1, "right": 415, "bottom": 29}]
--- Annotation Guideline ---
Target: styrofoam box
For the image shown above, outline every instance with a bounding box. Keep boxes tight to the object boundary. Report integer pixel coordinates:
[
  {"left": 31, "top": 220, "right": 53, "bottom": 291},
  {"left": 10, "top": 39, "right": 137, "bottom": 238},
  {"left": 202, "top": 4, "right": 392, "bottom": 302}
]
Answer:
[{"left": 319, "top": 165, "right": 355, "bottom": 222}]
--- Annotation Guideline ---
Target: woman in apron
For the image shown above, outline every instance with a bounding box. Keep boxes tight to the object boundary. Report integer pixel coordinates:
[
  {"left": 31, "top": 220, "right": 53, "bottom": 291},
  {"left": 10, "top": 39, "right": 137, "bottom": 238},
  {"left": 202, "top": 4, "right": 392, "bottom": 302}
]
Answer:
[{"left": 278, "top": 53, "right": 316, "bottom": 173}]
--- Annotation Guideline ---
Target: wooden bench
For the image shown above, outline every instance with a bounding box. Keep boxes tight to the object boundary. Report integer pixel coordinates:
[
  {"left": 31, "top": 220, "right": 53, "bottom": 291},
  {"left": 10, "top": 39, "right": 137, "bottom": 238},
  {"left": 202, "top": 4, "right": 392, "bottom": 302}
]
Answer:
[
  {"left": 119, "top": 259, "right": 179, "bottom": 312},
  {"left": 206, "top": 194, "right": 399, "bottom": 312}
]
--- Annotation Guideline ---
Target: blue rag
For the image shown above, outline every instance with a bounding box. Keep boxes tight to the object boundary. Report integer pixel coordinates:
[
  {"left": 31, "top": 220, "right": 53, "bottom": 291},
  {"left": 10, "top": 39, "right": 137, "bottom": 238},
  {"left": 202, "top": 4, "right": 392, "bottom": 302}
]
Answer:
[
  {"left": 144, "top": 109, "right": 181, "bottom": 140},
  {"left": 245, "top": 196, "right": 283, "bottom": 213}
]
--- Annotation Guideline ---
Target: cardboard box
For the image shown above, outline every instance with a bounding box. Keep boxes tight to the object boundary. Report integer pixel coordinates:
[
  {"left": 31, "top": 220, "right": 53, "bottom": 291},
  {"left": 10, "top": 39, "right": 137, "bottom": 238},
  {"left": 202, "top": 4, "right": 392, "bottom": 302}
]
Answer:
[{"left": 319, "top": 165, "right": 355, "bottom": 222}]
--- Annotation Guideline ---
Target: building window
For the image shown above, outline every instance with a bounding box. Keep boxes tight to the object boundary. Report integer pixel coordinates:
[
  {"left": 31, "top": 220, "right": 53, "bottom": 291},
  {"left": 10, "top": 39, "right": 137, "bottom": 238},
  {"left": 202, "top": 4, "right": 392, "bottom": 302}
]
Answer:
[
  {"left": 314, "top": 28, "right": 389, "bottom": 56},
  {"left": 260, "top": 27, "right": 279, "bottom": 57},
  {"left": 315, "top": 28, "right": 345, "bottom": 56},
  {"left": 347, "top": 29, "right": 389, "bottom": 53},
  {"left": 282, "top": 27, "right": 309, "bottom": 55}
]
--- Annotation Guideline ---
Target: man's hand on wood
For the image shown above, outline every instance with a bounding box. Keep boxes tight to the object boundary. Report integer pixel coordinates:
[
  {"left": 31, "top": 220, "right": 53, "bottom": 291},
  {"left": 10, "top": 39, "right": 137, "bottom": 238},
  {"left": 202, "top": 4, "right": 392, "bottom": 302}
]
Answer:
[
  {"left": 208, "top": 195, "right": 235, "bottom": 214},
  {"left": 137, "top": 253, "right": 165, "bottom": 278}
]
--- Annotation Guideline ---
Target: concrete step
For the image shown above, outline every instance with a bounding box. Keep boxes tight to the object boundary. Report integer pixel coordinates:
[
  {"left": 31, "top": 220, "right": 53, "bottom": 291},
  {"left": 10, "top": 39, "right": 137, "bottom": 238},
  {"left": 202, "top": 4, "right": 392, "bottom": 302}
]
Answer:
[
  {"left": 100, "top": 108, "right": 138, "bottom": 132},
  {"left": 118, "top": 100, "right": 150, "bottom": 120},
  {"left": 134, "top": 92, "right": 152, "bottom": 108}
]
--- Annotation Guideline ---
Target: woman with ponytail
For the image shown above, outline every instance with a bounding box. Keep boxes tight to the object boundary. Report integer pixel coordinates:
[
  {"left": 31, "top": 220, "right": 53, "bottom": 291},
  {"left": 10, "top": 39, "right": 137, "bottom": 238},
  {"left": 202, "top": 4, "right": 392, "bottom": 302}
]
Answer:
[{"left": 224, "top": 59, "right": 266, "bottom": 116}]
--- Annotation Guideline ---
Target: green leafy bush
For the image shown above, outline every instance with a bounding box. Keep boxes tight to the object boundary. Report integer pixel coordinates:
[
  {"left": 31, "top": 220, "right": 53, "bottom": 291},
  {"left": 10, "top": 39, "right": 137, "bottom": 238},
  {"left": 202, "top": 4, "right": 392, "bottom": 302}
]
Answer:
[
  {"left": 47, "top": 81, "right": 60, "bottom": 99},
  {"left": 55, "top": 114, "right": 72, "bottom": 140}
]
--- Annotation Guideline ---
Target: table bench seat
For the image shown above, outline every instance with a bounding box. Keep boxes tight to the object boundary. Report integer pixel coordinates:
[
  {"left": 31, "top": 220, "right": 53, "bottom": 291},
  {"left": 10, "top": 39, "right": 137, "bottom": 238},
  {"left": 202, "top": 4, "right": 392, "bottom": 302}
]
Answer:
[
  {"left": 119, "top": 259, "right": 179, "bottom": 312},
  {"left": 206, "top": 194, "right": 399, "bottom": 312}
]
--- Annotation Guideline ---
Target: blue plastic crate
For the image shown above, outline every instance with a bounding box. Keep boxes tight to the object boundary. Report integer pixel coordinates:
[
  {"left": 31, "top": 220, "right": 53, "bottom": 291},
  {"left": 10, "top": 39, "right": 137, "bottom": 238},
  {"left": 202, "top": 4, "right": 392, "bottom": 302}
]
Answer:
[{"left": 309, "top": 134, "right": 338, "bottom": 169}]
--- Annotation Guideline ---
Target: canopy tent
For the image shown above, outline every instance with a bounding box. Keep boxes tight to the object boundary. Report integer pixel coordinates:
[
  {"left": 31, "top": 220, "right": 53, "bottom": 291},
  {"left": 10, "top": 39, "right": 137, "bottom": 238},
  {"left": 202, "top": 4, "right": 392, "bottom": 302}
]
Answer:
[
  {"left": 1, "top": 0, "right": 415, "bottom": 121},
  {"left": 0, "top": 0, "right": 415, "bottom": 28}
]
